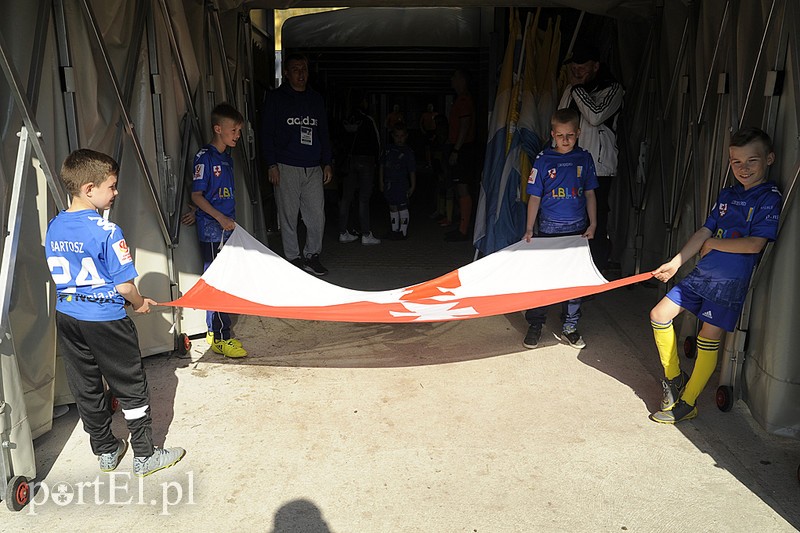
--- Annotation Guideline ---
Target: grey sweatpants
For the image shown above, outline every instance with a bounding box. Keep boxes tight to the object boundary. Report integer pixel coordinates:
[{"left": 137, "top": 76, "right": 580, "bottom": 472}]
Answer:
[{"left": 275, "top": 163, "right": 326, "bottom": 260}]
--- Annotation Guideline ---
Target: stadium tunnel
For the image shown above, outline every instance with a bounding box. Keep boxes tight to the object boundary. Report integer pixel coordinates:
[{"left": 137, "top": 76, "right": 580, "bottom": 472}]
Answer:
[{"left": 1, "top": 0, "right": 798, "bottom": 510}]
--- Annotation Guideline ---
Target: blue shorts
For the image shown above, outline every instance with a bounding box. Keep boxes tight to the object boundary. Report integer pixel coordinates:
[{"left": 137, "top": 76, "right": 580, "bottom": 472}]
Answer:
[{"left": 666, "top": 282, "right": 742, "bottom": 332}]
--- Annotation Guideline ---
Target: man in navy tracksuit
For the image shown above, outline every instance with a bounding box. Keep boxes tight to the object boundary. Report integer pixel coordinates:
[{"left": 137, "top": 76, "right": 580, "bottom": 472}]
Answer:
[{"left": 262, "top": 53, "right": 333, "bottom": 276}]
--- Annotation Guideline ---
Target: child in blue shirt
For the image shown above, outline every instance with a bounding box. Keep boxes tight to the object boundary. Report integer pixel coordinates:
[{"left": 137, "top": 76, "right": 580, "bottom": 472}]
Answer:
[
  {"left": 45, "top": 149, "right": 185, "bottom": 477},
  {"left": 191, "top": 103, "right": 248, "bottom": 358},
  {"left": 380, "top": 123, "right": 417, "bottom": 240},
  {"left": 522, "top": 108, "right": 599, "bottom": 349},
  {"left": 649, "top": 127, "right": 781, "bottom": 424}
]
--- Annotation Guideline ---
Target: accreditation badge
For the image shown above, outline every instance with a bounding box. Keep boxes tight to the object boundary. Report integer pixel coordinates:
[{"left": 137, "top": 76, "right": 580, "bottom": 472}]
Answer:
[{"left": 300, "top": 126, "right": 313, "bottom": 146}]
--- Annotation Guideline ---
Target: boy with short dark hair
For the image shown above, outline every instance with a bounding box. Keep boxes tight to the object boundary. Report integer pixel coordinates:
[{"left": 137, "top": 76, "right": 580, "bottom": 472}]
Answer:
[
  {"left": 522, "top": 107, "right": 598, "bottom": 349},
  {"left": 649, "top": 127, "right": 781, "bottom": 424},
  {"left": 45, "top": 149, "right": 185, "bottom": 477},
  {"left": 191, "top": 102, "right": 248, "bottom": 358},
  {"left": 380, "top": 123, "right": 417, "bottom": 240}
]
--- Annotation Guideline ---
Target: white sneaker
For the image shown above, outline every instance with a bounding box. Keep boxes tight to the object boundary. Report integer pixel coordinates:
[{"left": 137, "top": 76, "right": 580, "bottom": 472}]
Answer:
[
  {"left": 133, "top": 447, "right": 186, "bottom": 477},
  {"left": 339, "top": 231, "right": 358, "bottom": 243},
  {"left": 361, "top": 232, "right": 381, "bottom": 245}
]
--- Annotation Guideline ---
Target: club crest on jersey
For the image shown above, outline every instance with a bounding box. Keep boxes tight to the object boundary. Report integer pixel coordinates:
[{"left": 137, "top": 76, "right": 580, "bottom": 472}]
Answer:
[
  {"left": 213, "top": 165, "right": 222, "bottom": 177},
  {"left": 193, "top": 164, "right": 204, "bottom": 181},
  {"left": 576, "top": 166, "right": 582, "bottom": 178},
  {"left": 528, "top": 168, "right": 538, "bottom": 184},
  {"left": 718, "top": 203, "right": 727, "bottom": 217},
  {"left": 548, "top": 168, "right": 557, "bottom": 180}
]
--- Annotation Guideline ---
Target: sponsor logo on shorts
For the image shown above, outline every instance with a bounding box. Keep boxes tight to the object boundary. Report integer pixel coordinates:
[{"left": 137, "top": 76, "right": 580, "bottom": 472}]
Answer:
[{"left": 702, "top": 310, "right": 713, "bottom": 319}]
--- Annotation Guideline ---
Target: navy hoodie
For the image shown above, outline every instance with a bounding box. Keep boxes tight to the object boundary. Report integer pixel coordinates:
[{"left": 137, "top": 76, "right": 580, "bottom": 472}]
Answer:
[{"left": 261, "top": 82, "right": 332, "bottom": 168}]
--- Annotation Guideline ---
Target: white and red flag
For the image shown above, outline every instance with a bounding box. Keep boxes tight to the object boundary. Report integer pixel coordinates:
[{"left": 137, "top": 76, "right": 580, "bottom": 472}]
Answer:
[{"left": 163, "top": 226, "right": 652, "bottom": 323}]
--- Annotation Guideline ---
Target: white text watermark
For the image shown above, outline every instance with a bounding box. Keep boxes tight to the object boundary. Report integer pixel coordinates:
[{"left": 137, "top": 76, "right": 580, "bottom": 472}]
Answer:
[{"left": 27, "top": 471, "right": 195, "bottom": 515}]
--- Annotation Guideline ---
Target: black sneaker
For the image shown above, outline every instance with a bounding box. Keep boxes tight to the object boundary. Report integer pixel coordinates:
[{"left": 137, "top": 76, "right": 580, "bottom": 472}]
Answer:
[
  {"left": 523, "top": 326, "right": 541, "bottom": 349},
  {"left": 660, "top": 371, "right": 689, "bottom": 411},
  {"left": 649, "top": 399, "right": 698, "bottom": 424},
  {"left": 303, "top": 254, "right": 328, "bottom": 276},
  {"left": 289, "top": 257, "right": 305, "bottom": 269},
  {"left": 560, "top": 329, "right": 586, "bottom": 349}
]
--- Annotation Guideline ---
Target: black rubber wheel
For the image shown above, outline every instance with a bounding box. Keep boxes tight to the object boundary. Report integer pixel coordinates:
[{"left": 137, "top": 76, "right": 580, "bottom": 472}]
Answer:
[
  {"left": 716, "top": 385, "right": 735, "bottom": 412},
  {"left": 684, "top": 336, "right": 697, "bottom": 359},
  {"left": 5, "top": 476, "right": 30, "bottom": 512},
  {"left": 178, "top": 333, "right": 191, "bottom": 355}
]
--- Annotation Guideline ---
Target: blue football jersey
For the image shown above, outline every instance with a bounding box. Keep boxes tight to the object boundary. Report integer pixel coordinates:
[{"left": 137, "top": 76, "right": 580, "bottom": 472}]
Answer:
[
  {"left": 45, "top": 210, "right": 139, "bottom": 321},
  {"left": 192, "top": 144, "right": 236, "bottom": 242},
  {"left": 526, "top": 146, "right": 599, "bottom": 234},
  {"left": 681, "top": 181, "right": 781, "bottom": 305},
  {"left": 382, "top": 144, "right": 416, "bottom": 182}
]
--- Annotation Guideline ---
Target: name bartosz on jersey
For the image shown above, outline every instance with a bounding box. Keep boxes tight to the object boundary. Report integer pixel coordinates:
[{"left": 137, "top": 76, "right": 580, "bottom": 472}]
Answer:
[{"left": 50, "top": 240, "right": 85, "bottom": 253}]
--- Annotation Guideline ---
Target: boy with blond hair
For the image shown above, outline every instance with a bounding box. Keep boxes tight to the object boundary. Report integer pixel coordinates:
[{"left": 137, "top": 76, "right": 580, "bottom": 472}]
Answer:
[{"left": 522, "top": 108, "right": 598, "bottom": 349}]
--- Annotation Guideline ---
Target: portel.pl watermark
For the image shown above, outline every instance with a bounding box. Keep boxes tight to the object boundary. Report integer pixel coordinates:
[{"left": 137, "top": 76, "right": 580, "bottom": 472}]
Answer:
[{"left": 26, "top": 471, "right": 195, "bottom": 515}]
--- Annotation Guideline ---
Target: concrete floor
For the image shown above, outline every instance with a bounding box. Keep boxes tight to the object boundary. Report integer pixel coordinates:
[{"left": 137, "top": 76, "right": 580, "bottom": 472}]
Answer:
[{"left": 5, "top": 213, "right": 800, "bottom": 531}]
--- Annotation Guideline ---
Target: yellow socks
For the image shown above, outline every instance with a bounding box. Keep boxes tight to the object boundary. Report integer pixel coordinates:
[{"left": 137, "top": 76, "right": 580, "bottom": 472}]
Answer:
[
  {"left": 681, "top": 336, "right": 720, "bottom": 406},
  {"left": 651, "top": 320, "right": 680, "bottom": 380}
]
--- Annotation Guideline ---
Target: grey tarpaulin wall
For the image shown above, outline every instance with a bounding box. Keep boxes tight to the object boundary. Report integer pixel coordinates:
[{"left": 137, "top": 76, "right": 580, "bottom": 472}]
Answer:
[
  {"left": 0, "top": 0, "right": 798, "bottom": 492},
  {"left": 0, "top": 0, "right": 266, "bottom": 485}
]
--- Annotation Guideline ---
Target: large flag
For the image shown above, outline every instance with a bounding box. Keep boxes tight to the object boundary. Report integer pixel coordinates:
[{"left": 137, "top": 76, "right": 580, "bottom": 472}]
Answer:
[
  {"left": 163, "top": 226, "right": 651, "bottom": 323},
  {"left": 474, "top": 10, "right": 544, "bottom": 256},
  {"left": 512, "top": 12, "right": 544, "bottom": 206},
  {"left": 473, "top": 9, "right": 524, "bottom": 256}
]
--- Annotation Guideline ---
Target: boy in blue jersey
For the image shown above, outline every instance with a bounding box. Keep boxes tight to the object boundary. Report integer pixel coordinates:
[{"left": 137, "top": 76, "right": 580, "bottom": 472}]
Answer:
[
  {"left": 649, "top": 127, "right": 781, "bottom": 424},
  {"left": 191, "top": 103, "right": 248, "bottom": 358},
  {"left": 45, "top": 149, "right": 185, "bottom": 477},
  {"left": 522, "top": 108, "right": 598, "bottom": 349},
  {"left": 380, "top": 124, "right": 417, "bottom": 240}
]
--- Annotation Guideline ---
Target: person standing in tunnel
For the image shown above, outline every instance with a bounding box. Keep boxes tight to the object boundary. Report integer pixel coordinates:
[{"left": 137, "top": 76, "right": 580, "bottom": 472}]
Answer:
[
  {"left": 192, "top": 103, "right": 249, "bottom": 358},
  {"left": 560, "top": 42, "right": 623, "bottom": 271},
  {"left": 339, "top": 94, "right": 381, "bottom": 245},
  {"left": 385, "top": 103, "right": 405, "bottom": 133},
  {"left": 444, "top": 68, "right": 477, "bottom": 242},
  {"left": 262, "top": 53, "right": 333, "bottom": 276}
]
